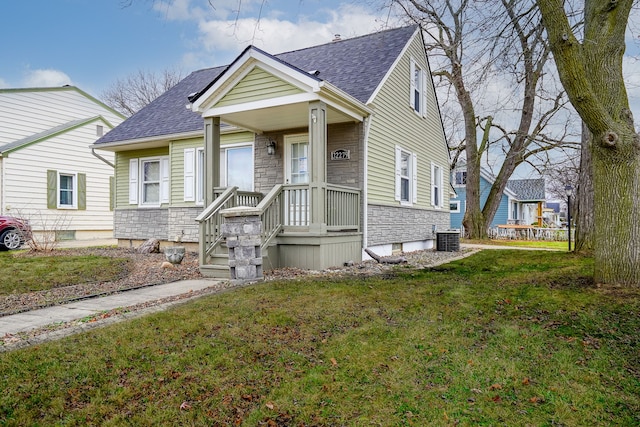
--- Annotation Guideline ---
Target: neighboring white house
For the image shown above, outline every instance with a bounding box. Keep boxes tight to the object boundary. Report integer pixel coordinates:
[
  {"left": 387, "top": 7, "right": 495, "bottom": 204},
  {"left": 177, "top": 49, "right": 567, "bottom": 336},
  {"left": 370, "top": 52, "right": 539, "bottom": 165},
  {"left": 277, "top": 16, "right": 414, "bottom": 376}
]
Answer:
[{"left": 0, "top": 86, "right": 125, "bottom": 242}]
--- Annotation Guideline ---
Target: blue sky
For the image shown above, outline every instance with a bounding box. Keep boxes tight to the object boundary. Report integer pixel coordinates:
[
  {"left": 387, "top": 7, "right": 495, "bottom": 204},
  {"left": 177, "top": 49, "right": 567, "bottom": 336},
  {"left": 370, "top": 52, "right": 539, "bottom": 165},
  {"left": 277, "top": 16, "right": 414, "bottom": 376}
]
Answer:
[{"left": 0, "top": 0, "right": 395, "bottom": 97}]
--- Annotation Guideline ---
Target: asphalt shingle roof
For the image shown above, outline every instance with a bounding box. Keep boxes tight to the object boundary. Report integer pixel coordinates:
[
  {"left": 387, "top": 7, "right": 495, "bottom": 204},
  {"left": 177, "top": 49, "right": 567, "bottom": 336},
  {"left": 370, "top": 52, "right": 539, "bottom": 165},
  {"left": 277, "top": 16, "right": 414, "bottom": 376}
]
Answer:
[
  {"left": 96, "top": 26, "right": 417, "bottom": 145},
  {"left": 507, "top": 178, "right": 546, "bottom": 201}
]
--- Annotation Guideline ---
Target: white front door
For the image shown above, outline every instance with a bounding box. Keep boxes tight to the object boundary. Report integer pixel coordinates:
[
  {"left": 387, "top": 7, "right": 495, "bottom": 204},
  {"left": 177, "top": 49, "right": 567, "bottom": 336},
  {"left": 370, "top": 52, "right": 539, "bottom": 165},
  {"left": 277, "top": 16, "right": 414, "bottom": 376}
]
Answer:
[{"left": 284, "top": 134, "right": 309, "bottom": 225}]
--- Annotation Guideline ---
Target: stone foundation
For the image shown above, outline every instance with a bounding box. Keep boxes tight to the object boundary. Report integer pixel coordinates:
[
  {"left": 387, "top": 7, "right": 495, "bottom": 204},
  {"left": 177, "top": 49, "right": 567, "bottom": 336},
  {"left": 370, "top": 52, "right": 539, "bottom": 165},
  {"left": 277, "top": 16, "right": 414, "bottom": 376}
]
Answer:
[{"left": 367, "top": 203, "right": 450, "bottom": 247}]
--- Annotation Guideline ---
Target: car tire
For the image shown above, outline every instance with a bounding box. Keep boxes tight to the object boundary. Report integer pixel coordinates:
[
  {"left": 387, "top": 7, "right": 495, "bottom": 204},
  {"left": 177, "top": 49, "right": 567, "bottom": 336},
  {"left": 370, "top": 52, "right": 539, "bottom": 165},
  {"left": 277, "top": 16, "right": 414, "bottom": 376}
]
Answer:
[{"left": 0, "top": 229, "right": 24, "bottom": 250}]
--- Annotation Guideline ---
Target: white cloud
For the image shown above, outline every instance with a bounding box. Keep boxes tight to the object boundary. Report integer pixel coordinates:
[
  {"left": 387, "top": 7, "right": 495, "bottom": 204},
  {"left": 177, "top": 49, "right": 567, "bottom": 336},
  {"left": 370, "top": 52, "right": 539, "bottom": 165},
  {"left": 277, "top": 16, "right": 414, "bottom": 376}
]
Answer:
[
  {"left": 0, "top": 77, "right": 8, "bottom": 88},
  {"left": 22, "top": 69, "right": 72, "bottom": 87},
  {"left": 153, "top": 0, "right": 266, "bottom": 22},
  {"left": 169, "top": 2, "right": 396, "bottom": 69}
]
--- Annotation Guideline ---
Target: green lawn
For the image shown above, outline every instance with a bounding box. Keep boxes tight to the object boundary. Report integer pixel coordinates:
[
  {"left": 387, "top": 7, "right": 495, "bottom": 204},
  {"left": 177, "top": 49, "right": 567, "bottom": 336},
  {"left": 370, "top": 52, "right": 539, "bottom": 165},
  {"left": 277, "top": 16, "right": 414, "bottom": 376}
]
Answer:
[
  {"left": 1, "top": 250, "right": 638, "bottom": 426},
  {"left": 0, "top": 251, "right": 131, "bottom": 295}
]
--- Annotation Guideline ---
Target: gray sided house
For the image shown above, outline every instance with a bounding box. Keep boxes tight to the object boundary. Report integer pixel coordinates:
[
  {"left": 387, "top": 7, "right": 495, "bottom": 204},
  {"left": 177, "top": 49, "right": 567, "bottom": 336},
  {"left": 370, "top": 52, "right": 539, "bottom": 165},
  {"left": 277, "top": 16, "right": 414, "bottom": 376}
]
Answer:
[{"left": 93, "top": 26, "right": 450, "bottom": 277}]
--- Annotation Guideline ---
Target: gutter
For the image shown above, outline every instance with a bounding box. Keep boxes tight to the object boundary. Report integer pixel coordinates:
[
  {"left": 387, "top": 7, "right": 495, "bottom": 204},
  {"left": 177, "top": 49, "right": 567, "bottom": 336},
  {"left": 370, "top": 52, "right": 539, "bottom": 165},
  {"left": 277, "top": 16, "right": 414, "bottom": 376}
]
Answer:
[{"left": 91, "top": 147, "right": 115, "bottom": 168}]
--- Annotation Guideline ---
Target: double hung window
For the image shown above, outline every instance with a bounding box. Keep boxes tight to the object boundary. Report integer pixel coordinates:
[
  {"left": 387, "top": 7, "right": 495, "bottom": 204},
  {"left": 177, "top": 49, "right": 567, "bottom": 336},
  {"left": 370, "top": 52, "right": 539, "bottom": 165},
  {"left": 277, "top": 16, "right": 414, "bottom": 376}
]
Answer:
[
  {"left": 58, "top": 173, "right": 76, "bottom": 207},
  {"left": 431, "top": 162, "right": 444, "bottom": 208},
  {"left": 395, "top": 146, "right": 417, "bottom": 205},
  {"left": 410, "top": 57, "right": 428, "bottom": 117},
  {"left": 47, "top": 170, "right": 86, "bottom": 210},
  {"left": 129, "top": 157, "right": 169, "bottom": 207}
]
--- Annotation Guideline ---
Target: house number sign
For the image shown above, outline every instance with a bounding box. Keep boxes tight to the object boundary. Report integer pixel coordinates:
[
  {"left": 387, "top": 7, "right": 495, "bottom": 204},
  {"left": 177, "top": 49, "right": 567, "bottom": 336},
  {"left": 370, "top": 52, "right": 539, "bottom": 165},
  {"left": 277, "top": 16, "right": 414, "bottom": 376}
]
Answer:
[{"left": 331, "top": 149, "right": 350, "bottom": 160}]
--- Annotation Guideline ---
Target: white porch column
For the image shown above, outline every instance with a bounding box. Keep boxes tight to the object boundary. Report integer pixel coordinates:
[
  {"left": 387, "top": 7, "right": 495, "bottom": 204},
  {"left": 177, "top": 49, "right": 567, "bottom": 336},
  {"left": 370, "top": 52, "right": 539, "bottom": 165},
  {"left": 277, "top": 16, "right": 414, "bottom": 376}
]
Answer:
[
  {"left": 204, "top": 116, "right": 221, "bottom": 206},
  {"left": 309, "top": 101, "right": 327, "bottom": 233}
]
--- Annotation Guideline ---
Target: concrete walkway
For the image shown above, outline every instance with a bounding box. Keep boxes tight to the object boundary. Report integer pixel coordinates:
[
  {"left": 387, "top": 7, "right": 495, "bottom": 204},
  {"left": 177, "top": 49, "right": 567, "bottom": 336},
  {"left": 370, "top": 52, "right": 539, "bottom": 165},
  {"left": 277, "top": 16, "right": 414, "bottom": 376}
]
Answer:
[{"left": 0, "top": 279, "right": 222, "bottom": 338}]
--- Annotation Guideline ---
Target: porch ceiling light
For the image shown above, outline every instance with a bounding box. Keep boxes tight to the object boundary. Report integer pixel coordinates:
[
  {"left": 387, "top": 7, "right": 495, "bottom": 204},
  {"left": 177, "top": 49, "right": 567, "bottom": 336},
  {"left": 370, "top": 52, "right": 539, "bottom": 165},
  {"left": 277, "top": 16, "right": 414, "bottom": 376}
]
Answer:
[{"left": 266, "top": 139, "right": 277, "bottom": 155}]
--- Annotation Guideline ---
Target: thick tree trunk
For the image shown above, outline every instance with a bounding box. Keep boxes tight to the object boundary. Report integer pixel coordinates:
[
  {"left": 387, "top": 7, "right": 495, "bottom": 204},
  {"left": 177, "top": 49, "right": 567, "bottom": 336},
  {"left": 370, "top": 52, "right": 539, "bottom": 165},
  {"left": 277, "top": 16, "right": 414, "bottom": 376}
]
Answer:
[
  {"left": 537, "top": 0, "right": 640, "bottom": 285},
  {"left": 575, "top": 122, "right": 594, "bottom": 253},
  {"left": 592, "top": 130, "right": 640, "bottom": 284}
]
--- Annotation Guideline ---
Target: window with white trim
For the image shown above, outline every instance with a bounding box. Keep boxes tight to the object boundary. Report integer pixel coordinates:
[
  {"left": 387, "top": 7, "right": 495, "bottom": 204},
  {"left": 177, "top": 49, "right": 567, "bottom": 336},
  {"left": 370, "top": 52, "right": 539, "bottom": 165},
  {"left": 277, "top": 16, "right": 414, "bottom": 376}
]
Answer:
[
  {"left": 454, "top": 171, "right": 467, "bottom": 186},
  {"left": 221, "top": 145, "right": 253, "bottom": 191},
  {"left": 395, "top": 146, "right": 417, "bottom": 205},
  {"left": 450, "top": 200, "right": 460, "bottom": 213},
  {"left": 58, "top": 173, "right": 76, "bottom": 208},
  {"left": 410, "top": 57, "right": 428, "bottom": 118},
  {"left": 431, "top": 162, "right": 444, "bottom": 208},
  {"left": 47, "top": 170, "right": 86, "bottom": 210},
  {"left": 129, "top": 156, "right": 169, "bottom": 207},
  {"left": 142, "top": 159, "right": 161, "bottom": 205},
  {"left": 183, "top": 144, "right": 253, "bottom": 205}
]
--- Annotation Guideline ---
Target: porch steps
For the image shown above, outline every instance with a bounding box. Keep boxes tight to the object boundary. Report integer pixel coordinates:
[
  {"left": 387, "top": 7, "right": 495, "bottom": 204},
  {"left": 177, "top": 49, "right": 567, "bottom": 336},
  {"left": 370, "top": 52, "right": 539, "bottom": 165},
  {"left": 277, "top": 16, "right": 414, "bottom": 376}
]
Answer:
[
  {"left": 199, "top": 253, "right": 230, "bottom": 279},
  {"left": 200, "top": 253, "right": 276, "bottom": 280}
]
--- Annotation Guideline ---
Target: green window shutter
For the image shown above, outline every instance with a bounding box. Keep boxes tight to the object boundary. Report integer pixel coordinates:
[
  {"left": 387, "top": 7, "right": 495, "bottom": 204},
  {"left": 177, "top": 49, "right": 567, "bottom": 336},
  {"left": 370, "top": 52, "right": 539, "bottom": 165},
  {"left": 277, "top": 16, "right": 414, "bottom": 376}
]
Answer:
[
  {"left": 47, "top": 170, "right": 57, "bottom": 209},
  {"left": 78, "top": 173, "right": 86, "bottom": 210},
  {"left": 109, "top": 176, "right": 114, "bottom": 211}
]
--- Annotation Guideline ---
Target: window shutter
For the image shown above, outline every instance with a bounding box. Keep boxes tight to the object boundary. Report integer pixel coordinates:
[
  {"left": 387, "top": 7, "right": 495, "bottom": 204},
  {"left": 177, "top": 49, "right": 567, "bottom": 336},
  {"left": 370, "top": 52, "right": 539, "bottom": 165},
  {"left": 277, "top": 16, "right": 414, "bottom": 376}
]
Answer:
[
  {"left": 430, "top": 162, "right": 436, "bottom": 207},
  {"left": 438, "top": 166, "right": 444, "bottom": 208},
  {"left": 129, "top": 159, "right": 138, "bottom": 204},
  {"left": 412, "top": 154, "right": 418, "bottom": 204},
  {"left": 409, "top": 58, "right": 416, "bottom": 110},
  {"left": 394, "top": 146, "right": 402, "bottom": 201},
  {"left": 78, "top": 173, "right": 86, "bottom": 210},
  {"left": 47, "top": 170, "right": 57, "bottom": 209},
  {"left": 422, "top": 71, "right": 428, "bottom": 118},
  {"left": 109, "top": 176, "right": 114, "bottom": 211},
  {"left": 184, "top": 148, "right": 195, "bottom": 202},
  {"left": 161, "top": 157, "right": 170, "bottom": 204}
]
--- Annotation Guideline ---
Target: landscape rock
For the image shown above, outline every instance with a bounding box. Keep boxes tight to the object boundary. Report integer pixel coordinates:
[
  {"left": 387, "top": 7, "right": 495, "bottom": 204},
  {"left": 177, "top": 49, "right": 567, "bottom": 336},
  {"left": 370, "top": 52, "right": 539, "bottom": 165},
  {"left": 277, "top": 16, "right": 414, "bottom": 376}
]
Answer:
[{"left": 137, "top": 238, "right": 160, "bottom": 254}]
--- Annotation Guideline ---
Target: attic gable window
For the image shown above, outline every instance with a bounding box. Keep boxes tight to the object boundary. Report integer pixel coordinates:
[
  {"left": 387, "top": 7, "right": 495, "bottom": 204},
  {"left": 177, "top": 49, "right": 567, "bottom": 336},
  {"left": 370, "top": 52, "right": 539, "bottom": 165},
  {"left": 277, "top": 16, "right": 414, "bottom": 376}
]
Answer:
[{"left": 410, "top": 57, "right": 428, "bottom": 118}]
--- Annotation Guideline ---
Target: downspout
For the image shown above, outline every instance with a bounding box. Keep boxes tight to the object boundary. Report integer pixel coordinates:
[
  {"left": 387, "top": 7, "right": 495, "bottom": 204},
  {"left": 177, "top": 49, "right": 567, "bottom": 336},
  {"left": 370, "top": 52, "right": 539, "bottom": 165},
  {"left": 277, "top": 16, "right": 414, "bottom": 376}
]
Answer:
[
  {"left": 92, "top": 147, "right": 115, "bottom": 168},
  {"left": 362, "top": 114, "right": 373, "bottom": 256}
]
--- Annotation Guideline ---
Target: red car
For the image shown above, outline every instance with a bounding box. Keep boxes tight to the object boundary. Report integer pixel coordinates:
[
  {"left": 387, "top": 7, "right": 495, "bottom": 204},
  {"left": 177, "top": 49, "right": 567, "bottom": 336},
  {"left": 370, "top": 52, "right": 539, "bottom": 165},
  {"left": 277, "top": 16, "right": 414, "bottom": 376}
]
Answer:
[{"left": 0, "top": 215, "right": 31, "bottom": 250}]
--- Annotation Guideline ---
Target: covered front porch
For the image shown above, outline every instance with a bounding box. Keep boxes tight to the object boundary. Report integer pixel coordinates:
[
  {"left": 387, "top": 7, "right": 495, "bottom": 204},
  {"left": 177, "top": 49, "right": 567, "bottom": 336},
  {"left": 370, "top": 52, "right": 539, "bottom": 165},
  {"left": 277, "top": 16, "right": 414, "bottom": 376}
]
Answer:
[
  {"left": 188, "top": 47, "right": 371, "bottom": 278},
  {"left": 195, "top": 183, "right": 361, "bottom": 277}
]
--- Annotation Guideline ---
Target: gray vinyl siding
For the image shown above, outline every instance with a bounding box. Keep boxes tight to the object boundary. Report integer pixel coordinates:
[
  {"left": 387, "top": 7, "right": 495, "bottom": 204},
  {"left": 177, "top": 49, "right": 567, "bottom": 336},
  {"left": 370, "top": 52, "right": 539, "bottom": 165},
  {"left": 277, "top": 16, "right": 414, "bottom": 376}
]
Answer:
[
  {"left": 366, "top": 34, "right": 450, "bottom": 209},
  {"left": 215, "top": 67, "right": 303, "bottom": 108}
]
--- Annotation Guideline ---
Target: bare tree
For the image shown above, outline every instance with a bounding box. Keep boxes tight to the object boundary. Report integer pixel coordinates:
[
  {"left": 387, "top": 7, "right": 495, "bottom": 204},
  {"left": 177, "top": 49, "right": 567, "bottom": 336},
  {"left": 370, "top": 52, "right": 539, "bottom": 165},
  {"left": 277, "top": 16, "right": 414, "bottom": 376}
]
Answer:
[
  {"left": 101, "top": 69, "right": 183, "bottom": 116},
  {"left": 537, "top": 0, "right": 639, "bottom": 285},
  {"left": 389, "top": 0, "right": 579, "bottom": 238}
]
